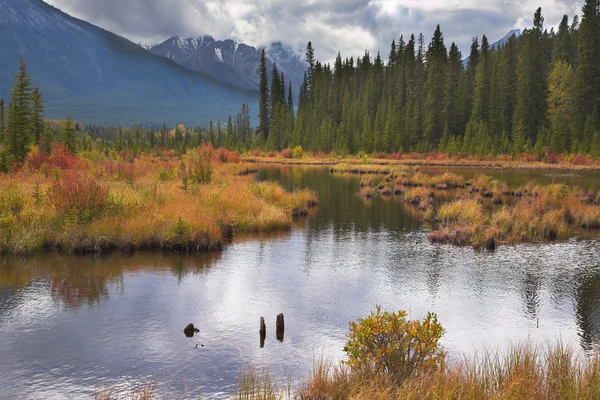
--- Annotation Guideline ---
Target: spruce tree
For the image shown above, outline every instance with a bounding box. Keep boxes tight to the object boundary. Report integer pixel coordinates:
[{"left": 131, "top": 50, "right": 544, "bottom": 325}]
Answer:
[
  {"left": 258, "top": 49, "right": 270, "bottom": 141},
  {"left": 513, "top": 8, "right": 549, "bottom": 150},
  {"left": 0, "top": 99, "right": 4, "bottom": 144},
  {"left": 552, "top": 15, "right": 573, "bottom": 64},
  {"left": 443, "top": 43, "right": 463, "bottom": 137},
  {"left": 62, "top": 116, "right": 77, "bottom": 153},
  {"left": 306, "top": 41, "right": 316, "bottom": 89},
  {"left": 574, "top": 0, "right": 600, "bottom": 135},
  {"left": 5, "top": 59, "right": 34, "bottom": 163},
  {"left": 31, "top": 87, "right": 44, "bottom": 146},
  {"left": 423, "top": 25, "right": 448, "bottom": 147}
]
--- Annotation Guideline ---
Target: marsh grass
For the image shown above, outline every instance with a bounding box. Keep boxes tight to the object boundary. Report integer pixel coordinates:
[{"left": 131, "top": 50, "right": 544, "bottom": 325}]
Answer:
[{"left": 0, "top": 151, "right": 318, "bottom": 255}]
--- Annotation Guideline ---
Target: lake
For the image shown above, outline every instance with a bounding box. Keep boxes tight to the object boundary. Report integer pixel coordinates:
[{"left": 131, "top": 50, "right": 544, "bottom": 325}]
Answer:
[{"left": 1, "top": 165, "right": 600, "bottom": 399}]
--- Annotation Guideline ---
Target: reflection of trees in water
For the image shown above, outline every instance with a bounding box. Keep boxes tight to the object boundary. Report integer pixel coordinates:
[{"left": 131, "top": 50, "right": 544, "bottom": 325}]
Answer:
[
  {"left": 0, "top": 252, "right": 222, "bottom": 310},
  {"left": 257, "top": 166, "right": 422, "bottom": 238},
  {"left": 576, "top": 270, "right": 600, "bottom": 352}
]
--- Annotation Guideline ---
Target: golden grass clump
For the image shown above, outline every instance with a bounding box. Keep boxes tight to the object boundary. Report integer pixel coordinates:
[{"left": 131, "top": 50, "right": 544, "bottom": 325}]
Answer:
[{"left": 438, "top": 199, "right": 486, "bottom": 224}]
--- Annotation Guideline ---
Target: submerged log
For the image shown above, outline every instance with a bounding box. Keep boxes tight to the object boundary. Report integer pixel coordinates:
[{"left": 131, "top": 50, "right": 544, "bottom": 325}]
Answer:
[
  {"left": 276, "top": 313, "right": 285, "bottom": 342},
  {"left": 260, "top": 317, "right": 266, "bottom": 348}
]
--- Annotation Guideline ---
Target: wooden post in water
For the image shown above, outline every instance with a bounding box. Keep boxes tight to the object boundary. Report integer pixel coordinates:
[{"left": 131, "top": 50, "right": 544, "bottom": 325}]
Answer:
[
  {"left": 260, "top": 317, "right": 266, "bottom": 348},
  {"left": 276, "top": 313, "right": 285, "bottom": 342}
]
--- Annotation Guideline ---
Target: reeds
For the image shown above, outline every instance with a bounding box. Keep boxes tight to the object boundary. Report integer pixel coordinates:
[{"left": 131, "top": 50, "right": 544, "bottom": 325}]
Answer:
[{"left": 296, "top": 343, "right": 600, "bottom": 400}]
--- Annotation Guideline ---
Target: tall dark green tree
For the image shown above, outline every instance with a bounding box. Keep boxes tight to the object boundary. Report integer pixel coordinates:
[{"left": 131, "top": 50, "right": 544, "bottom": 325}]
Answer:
[
  {"left": 31, "top": 87, "right": 44, "bottom": 146},
  {"left": 512, "top": 8, "right": 549, "bottom": 151},
  {"left": 0, "top": 99, "right": 4, "bottom": 144},
  {"left": 423, "top": 25, "right": 448, "bottom": 146},
  {"left": 62, "top": 116, "right": 77, "bottom": 153},
  {"left": 574, "top": 0, "right": 600, "bottom": 136},
  {"left": 258, "top": 49, "right": 270, "bottom": 141},
  {"left": 5, "top": 59, "right": 34, "bottom": 163}
]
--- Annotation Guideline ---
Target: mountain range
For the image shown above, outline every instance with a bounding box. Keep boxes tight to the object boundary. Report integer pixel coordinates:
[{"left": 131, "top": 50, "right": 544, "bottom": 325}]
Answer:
[
  {"left": 0, "top": 0, "right": 257, "bottom": 126},
  {"left": 0, "top": 0, "right": 519, "bottom": 126},
  {"left": 148, "top": 36, "right": 306, "bottom": 92}
]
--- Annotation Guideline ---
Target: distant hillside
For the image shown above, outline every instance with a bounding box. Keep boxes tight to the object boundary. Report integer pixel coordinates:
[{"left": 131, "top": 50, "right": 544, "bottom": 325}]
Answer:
[
  {"left": 0, "top": 0, "right": 257, "bottom": 126},
  {"left": 149, "top": 36, "right": 306, "bottom": 93}
]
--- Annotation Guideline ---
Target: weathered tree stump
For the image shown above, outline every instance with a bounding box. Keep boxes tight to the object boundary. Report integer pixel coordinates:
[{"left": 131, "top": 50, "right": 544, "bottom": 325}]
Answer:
[
  {"left": 260, "top": 317, "right": 266, "bottom": 348},
  {"left": 183, "top": 323, "right": 199, "bottom": 338},
  {"left": 276, "top": 313, "right": 285, "bottom": 342}
]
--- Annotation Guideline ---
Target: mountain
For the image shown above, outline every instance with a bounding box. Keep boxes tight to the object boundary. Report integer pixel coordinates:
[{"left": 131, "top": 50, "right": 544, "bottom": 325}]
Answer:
[
  {"left": 462, "top": 29, "right": 521, "bottom": 65},
  {"left": 0, "top": 0, "right": 257, "bottom": 125},
  {"left": 149, "top": 36, "right": 306, "bottom": 93}
]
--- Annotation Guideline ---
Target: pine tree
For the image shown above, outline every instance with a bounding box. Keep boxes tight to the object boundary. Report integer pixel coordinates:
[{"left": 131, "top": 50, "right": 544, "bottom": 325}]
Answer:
[
  {"left": 31, "top": 87, "right": 44, "bottom": 145},
  {"left": 574, "top": 0, "right": 600, "bottom": 135},
  {"left": 513, "top": 8, "right": 549, "bottom": 150},
  {"left": 0, "top": 98, "right": 4, "bottom": 144},
  {"left": 443, "top": 43, "right": 463, "bottom": 137},
  {"left": 5, "top": 59, "right": 34, "bottom": 163},
  {"left": 41, "top": 124, "right": 53, "bottom": 154},
  {"left": 470, "top": 35, "right": 491, "bottom": 126},
  {"left": 306, "top": 41, "right": 316, "bottom": 89},
  {"left": 62, "top": 116, "right": 77, "bottom": 153},
  {"left": 423, "top": 25, "right": 448, "bottom": 147},
  {"left": 552, "top": 15, "right": 573, "bottom": 64},
  {"left": 258, "top": 49, "right": 270, "bottom": 141},
  {"left": 225, "top": 115, "right": 235, "bottom": 148}
]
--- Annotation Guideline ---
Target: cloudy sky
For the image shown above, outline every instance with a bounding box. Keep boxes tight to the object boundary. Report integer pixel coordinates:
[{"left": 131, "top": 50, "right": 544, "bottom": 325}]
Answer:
[{"left": 46, "top": 0, "right": 582, "bottom": 62}]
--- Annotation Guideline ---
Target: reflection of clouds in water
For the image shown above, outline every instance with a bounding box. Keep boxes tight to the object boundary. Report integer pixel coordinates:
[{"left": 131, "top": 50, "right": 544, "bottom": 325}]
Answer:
[{"left": 0, "top": 282, "right": 57, "bottom": 334}]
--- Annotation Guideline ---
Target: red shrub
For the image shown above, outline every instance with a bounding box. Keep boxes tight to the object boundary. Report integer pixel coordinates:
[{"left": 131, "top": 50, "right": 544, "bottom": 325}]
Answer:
[
  {"left": 520, "top": 153, "right": 537, "bottom": 163},
  {"left": 375, "top": 152, "right": 387, "bottom": 159},
  {"left": 572, "top": 154, "right": 590, "bottom": 165},
  {"left": 315, "top": 151, "right": 326, "bottom": 159},
  {"left": 48, "top": 172, "right": 109, "bottom": 217},
  {"left": 389, "top": 152, "right": 401, "bottom": 160},
  {"left": 251, "top": 149, "right": 262, "bottom": 157},
  {"left": 280, "top": 148, "right": 293, "bottom": 159},
  {"left": 213, "top": 148, "right": 241, "bottom": 163},
  {"left": 47, "top": 143, "right": 83, "bottom": 170},
  {"left": 546, "top": 153, "right": 560, "bottom": 164},
  {"left": 268, "top": 151, "right": 279, "bottom": 158},
  {"left": 26, "top": 148, "right": 48, "bottom": 170}
]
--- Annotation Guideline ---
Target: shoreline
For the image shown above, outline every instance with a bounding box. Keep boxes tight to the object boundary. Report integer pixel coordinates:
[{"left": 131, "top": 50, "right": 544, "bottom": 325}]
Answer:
[{"left": 243, "top": 156, "right": 600, "bottom": 172}]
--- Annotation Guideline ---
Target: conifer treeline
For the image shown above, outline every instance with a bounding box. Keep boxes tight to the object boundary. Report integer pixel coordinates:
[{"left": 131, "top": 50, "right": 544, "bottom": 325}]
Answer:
[{"left": 261, "top": 2, "right": 600, "bottom": 157}]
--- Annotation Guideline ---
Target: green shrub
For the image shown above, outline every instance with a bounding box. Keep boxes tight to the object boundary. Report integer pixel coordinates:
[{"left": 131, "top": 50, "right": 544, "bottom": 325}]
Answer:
[
  {"left": 186, "top": 146, "right": 212, "bottom": 184},
  {"left": 344, "top": 306, "right": 445, "bottom": 384}
]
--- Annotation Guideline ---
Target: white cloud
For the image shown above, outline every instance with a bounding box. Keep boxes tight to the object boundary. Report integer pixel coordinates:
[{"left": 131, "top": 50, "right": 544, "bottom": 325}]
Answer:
[{"left": 46, "top": 0, "right": 582, "bottom": 63}]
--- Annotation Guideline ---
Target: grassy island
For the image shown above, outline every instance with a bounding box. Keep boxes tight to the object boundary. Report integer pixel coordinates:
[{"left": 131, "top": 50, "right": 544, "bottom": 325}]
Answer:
[{"left": 0, "top": 145, "right": 318, "bottom": 255}]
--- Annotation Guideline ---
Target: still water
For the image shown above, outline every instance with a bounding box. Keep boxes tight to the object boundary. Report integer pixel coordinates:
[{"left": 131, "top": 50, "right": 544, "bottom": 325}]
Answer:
[{"left": 1, "top": 165, "right": 600, "bottom": 399}]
